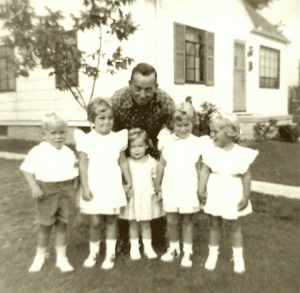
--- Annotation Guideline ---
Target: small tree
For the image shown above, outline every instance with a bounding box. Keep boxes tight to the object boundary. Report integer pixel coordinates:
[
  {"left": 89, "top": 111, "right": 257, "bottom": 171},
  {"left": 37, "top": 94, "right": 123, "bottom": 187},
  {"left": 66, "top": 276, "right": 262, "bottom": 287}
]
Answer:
[
  {"left": 0, "top": 0, "right": 139, "bottom": 110},
  {"left": 244, "top": 0, "right": 278, "bottom": 10}
]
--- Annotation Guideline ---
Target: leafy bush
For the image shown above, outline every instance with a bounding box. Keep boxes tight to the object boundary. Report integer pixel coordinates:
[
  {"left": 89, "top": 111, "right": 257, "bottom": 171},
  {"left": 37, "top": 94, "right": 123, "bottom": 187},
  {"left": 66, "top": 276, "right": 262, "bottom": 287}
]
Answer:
[
  {"left": 278, "top": 124, "right": 300, "bottom": 142},
  {"left": 193, "top": 102, "right": 219, "bottom": 137},
  {"left": 253, "top": 119, "right": 278, "bottom": 141}
]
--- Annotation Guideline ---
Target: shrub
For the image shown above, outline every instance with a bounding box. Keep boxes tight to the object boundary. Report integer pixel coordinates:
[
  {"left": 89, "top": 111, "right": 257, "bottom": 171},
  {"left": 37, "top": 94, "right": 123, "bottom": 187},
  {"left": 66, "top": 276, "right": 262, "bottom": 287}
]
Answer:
[
  {"left": 253, "top": 119, "right": 278, "bottom": 142},
  {"left": 278, "top": 124, "right": 300, "bottom": 142},
  {"left": 193, "top": 102, "right": 219, "bottom": 137}
]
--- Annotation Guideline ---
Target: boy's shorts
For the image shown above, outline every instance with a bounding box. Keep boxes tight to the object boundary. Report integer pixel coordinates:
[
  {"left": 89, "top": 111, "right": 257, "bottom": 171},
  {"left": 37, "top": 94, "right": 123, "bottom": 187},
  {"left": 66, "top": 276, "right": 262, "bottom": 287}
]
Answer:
[{"left": 36, "top": 180, "right": 76, "bottom": 226}]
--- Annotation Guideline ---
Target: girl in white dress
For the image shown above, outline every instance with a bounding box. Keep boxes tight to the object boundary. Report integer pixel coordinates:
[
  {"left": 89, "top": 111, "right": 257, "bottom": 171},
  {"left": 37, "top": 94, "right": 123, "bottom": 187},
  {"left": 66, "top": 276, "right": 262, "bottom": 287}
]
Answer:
[
  {"left": 76, "top": 98, "right": 132, "bottom": 270},
  {"left": 119, "top": 128, "right": 164, "bottom": 260},
  {"left": 198, "top": 113, "right": 258, "bottom": 274},
  {"left": 155, "top": 102, "right": 209, "bottom": 268}
]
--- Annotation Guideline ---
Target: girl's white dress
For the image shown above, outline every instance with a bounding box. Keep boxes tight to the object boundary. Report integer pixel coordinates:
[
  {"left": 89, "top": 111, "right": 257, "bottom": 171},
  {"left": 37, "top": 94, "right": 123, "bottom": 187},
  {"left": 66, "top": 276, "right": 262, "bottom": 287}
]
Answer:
[
  {"left": 203, "top": 142, "right": 258, "bottom": 219},
  {"left": 75, "top": 129, "right": 128, "bottom": 214},
  {"left": 119, "top": 155, "right": 164, "bottom": 221},
  {"left": 158, "top": 130, "right": 210, "bottom": 210}
]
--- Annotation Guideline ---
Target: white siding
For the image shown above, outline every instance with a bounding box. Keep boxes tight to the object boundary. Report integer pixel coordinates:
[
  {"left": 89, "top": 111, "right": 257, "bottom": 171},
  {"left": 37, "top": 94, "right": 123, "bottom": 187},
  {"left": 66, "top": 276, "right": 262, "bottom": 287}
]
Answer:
[{"left": 0, "top": 0, "right": 289, "bottom": 126}]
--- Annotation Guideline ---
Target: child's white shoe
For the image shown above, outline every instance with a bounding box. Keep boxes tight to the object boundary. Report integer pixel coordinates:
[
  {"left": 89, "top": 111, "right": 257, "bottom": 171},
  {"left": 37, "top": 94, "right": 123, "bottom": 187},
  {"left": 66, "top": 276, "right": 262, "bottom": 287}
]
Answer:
[
  {"left": 101, "top": 253, "right": 115, "bottom": 270},
  {"left": 233, "top": 255, "right": 245, "bottom": 274},
  {"left": 144, "top": 246, "right": 157, "bottom": 259},
  {"left": 28, "top": 254, "right": 45, "bottom": 273},
  {"left": 205, "top": 252, "right": 218, "bottom": 271},
  {"left": 180, "top": 252, "right": 192, "bottom": 268},
  {"left": 83, "top": 253, "right": 98, "bottom": 268},
  {"left": 130, "top": 248, "right": 141, "bottom": 260},
  {"left": 56, "top": 256, "right": 74, "bottom": 273},
  {"left": 161, "top": 247, "right": 180, "bottom": 262}
]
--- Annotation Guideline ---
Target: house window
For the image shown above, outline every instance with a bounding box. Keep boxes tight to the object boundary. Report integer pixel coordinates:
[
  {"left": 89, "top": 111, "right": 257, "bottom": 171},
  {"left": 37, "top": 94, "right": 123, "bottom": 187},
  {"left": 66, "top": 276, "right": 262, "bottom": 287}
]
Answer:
[
  {"left": 259, "top": 46, "right": 280, "bottom": 89},
  {"left": 55, "top": 30, "right": 79, "bottom": 88},
  {"left": 0, "top": 45, "right": 16, "bottom": 92},
  {"left": 174, "top": 23, "right": 214, "bottom": 86}
]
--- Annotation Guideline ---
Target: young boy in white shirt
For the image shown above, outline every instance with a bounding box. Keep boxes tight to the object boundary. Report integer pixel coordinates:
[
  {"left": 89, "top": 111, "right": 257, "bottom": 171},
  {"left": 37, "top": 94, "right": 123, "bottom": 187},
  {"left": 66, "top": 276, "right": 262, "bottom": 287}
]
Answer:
[{"left": 20, "top": 112, "right": 79, "bottom": 273}]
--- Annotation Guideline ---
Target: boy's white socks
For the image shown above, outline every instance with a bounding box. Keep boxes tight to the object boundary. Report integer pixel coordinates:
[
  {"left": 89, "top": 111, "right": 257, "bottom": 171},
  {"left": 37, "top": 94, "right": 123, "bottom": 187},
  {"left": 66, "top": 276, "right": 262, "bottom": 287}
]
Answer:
[
  {"left": 28, "top": 246, "right": 47, "bottom": 273},
  {"left": 181, "top": 243, "right": 193, "bottom": 267},
  {"left": 55, "top": 245, "right": 74, "bottom": 272}
]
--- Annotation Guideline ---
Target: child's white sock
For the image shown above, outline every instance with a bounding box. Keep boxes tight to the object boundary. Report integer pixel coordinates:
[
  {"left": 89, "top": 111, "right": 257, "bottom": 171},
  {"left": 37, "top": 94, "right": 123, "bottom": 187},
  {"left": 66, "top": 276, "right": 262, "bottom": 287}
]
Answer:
[
  {"left": 208, "top": 245, "right": 219, "bottom": 254},
  {"left": 232, "top": 246, "right": 243, "bottom": 257},
  {"left": 130, "top": 238, "right": 141, "bottom": 260},
  {"left": 55, "top": 245, "right": 74, "bottom": 272},
  {"left": 204, "top": 245, "right": 219, "bottom": 271},
  {"left": 142, "top": 238, "right": 152, "bottom": 249},
  {"left": 232, "top": 246, "right": 245, "bottom": 273},
  {"left": 55, "top": 245, "right": 67, "bottom": 260},
  {"left": 90, "top": 240, "right": 100, "bottom": 255},
  {"left": 183, "top": 243, "right": 193, "bottom": 255},
  {"left": 36, "top": 246, "right": 47, "bottom": 256},
  {"left": 130, "top": 238, "right": 139, "bottom": 250},
  {"left": 169, "top": 241, "right": 180, "bottom": 251},
  {"left": 106, "top": 239, "right": 116, "bottom": 255}
]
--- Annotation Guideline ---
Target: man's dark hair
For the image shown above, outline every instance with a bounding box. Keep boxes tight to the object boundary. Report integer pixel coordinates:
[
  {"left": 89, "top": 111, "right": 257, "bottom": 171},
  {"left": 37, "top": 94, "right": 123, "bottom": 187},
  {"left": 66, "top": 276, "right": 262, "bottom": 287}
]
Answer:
[{"left": 130, "top": 63, "right": 157, "bottom": 83}]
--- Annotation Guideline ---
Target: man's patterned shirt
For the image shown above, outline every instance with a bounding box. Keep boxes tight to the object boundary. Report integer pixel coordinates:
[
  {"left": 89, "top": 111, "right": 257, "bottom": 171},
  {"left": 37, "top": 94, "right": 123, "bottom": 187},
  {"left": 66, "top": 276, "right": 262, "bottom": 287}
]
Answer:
[{"left": 111, "top": 86, "right": 175, "bottom": 153}]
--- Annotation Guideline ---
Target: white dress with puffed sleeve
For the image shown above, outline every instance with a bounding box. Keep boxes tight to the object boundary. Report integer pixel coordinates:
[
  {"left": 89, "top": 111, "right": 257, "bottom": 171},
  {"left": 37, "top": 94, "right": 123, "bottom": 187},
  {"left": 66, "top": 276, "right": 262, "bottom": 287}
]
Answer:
[
  {"left": 76, "top": 129, "right": 128, "bottom": 214},
  {"left": 203, "top": 142, "right": 258, "bottom": 220},
  {"left": 158, "top": 130, "right": 210, "bottom": 210}
]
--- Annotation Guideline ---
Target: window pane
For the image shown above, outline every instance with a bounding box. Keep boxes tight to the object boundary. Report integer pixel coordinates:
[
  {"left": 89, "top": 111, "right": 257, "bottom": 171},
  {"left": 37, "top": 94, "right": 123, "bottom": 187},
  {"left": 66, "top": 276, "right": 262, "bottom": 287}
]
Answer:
[
  {"left": 186, "top": 42, "right": 195, "bottom": 56},
  {"left": 8, "top": 78, "right": 15, "bottom": 90},
  {"left": 186, "top": 69, "right": 195, "bottom": 82},
  {"left": 186, "top": 56, "right": 195, "bottom": 68},
  {"left": 259, "top": 46, "right": 280, "bottom": 88},
  {"left": 0, "top": 59, "right": 6, "bottom": 69},
  {"left": 0, "top": 80, "right": 7, "bottom": 91}
]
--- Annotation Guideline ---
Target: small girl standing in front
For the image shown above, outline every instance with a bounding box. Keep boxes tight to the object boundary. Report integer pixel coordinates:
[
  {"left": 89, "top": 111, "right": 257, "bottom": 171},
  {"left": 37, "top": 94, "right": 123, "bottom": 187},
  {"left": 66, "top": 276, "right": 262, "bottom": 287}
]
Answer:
[
  {"left": 119, "top": 128, "right": 164, "bottom": 260},
  {"left": 155, "top": 102, "right": 209, "bottom": 268},
  {"left": 75, "top": 98, "right": 132, "bottom": 270},
  {"left": 198, "top": 113, "right": 258, "bottom": 273}
]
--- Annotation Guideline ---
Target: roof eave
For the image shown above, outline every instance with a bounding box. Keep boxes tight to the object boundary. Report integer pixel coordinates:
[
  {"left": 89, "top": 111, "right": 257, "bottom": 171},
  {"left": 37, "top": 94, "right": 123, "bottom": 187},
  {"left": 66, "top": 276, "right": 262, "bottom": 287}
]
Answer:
[{"left": 251, "top": 29, "right": 291, "bottom": 44}]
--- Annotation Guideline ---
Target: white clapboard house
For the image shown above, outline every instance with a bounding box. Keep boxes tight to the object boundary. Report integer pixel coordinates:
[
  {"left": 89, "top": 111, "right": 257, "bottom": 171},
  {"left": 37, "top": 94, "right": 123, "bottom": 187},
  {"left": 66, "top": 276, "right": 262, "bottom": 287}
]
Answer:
[{"left": 0, "top": 0, "right": 292, "bottom": 140}]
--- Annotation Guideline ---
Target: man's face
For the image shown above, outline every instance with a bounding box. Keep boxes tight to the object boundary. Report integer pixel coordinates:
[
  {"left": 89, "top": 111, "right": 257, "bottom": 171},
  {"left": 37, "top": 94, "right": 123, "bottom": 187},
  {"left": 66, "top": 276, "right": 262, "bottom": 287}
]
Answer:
[{"left": 129, "top": 72, "right": 158, "bottom": 106}]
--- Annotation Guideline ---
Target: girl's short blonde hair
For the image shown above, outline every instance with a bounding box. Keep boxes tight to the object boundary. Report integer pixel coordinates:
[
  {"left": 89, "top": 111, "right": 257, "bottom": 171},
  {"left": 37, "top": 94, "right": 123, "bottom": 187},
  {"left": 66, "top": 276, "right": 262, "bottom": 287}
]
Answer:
[
  {"left": 210, "top": 112, "right": 241, "bottom": 141},
  {"left": 127, "top": 128, "right": 153, "bottom": 156},
  {"left": 87, "top": 97, "right": 113, "bottom": 123},
  {"left": 41, "top": 112, "right": 67, "bottom": 131},
  {"left": 173, "top": 102, "right": 197, "bottom": 125}
]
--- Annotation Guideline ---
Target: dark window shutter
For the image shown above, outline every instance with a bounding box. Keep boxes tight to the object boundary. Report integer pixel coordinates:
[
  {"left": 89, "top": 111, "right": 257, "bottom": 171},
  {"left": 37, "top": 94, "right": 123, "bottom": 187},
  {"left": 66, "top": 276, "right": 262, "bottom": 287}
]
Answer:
[
  {"left": 174, "top": 23, "right": 185, "bottom": 84},
  {"left": 205, "top": 31, "right": 214, "bottom": 86}
]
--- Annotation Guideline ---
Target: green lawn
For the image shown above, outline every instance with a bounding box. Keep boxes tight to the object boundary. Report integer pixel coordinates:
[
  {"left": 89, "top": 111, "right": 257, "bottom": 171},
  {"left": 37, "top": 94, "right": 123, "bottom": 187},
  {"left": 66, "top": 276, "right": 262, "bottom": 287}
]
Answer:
[
  {"left": 0, "top": 159, "right": 299, "bottom": 293},
  {"left": 0, "top": 138, "right": 299, "bottom": 186},
  {"left": 241, "top": 140, "right": 300, "bottom": 186}
]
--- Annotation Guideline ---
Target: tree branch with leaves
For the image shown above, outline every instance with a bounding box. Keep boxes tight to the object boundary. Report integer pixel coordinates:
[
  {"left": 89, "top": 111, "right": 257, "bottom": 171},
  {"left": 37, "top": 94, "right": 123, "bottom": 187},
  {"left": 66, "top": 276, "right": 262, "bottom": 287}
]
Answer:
[{"left": 0, "top": 0, "right": 139, "bottom": 112}]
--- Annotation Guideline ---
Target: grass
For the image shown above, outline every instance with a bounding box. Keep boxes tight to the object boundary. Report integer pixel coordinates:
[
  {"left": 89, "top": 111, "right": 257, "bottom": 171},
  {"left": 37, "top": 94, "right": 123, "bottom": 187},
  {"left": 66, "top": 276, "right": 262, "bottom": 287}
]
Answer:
[
  {"left": 241, "top": 140, "right": 300, "bottom": 186},
  {"left": 0, "top": 137, "right": 299, "bottom": 186},
  {"left": 1, "top": 159, "right": 300, "bottom": 293}
]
